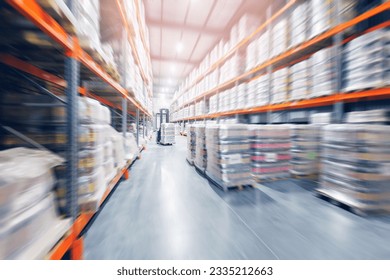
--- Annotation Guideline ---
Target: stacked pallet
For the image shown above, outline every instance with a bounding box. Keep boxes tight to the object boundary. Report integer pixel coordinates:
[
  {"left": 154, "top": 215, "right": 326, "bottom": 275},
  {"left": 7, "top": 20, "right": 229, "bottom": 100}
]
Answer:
[
  {"left": 187, "top": 125, "right": 196, "bottom": 164},
  {"left": 290, "top": 125, "right": 321, "bottom": 177},
  {"left": 160, "top": 123, "right": 175, "bottom": 145},
  {"left": 205, "top": 124, "right": 253, "bottom": 190},
  {"left": 342, "top": 28, "right": 390, "bottom": 92},
  {"left": 318, "top": 124, "right": 390, "bottom": 214},
  {"left": 250, "top": 125, "right": 291, "bottom": 181},
  {"left": 194, "top": 125, "right": 207, "bottom": 171}
]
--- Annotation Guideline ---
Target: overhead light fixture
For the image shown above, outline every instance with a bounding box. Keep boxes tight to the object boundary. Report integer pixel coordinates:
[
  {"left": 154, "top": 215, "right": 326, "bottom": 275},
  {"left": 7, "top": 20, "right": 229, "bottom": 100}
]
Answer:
[{"left": 176, "top": 42, "right": 183, "bottom": 53}]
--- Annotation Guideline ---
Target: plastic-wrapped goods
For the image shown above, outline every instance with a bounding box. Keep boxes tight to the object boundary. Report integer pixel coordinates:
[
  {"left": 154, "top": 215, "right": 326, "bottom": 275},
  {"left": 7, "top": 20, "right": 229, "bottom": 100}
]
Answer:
[
  {"left": 103, "top": 157, "right": 116, "bottom": 185},
  {"left": 73, "top": 0, "right": 101, "bottom": 54},
  {"left": 345, "top": 109, "right": 390, "bottom": 124},
  {"left": 249, "top": 125, "right": 291, "bottom": 181},
  {"left": 310, "top": 47, "right": 336, "bottom": 98},
  {"left": 0, "top": 148, "right": 70, "bottom": 259},
  {"left": 290, "top": 2, "right": 309, "bottom": 48},
  {"left": 290, "top": 125, "right": 321, "bottom": 176},
  {"left": 342, "top": 28, "right": 390, "bottom": 92},
  {"left": 309, "top": 0, "right": 358, "bottom": 38},
  {"left": 318, "top": 124, "right": 390, "bottom": 213},
  {"left": 187, "top": 125, "right": 196, "bottom": 164},
  {"left": 194, "top": 125, "right": 207, "bottom": 171},
  {"left": 160, "top": 123, "right": 176, "bottom": 145},
  {"left": 290, "top": 60, "right": 310, "bottom": 101},
  {"left": 124, "top": 133, "right": 138, "bottom": 161},
  {"left": 310, "top": 112, "right": 332, "bottom": 124},
  {"left": 271, "top": 18, "right": 288, "bottom": 58},
  {"left": 108, "top": 127, "right": 126, "bottom": 168},
  {"left": 205, "top": 124, "right": 253, "bottom": 190},
  {"left": 271, "top": 68, "right": 289, "bottom": 104},
  {"left": 254, "top": 74, "right": 270, "bottom": 107}
]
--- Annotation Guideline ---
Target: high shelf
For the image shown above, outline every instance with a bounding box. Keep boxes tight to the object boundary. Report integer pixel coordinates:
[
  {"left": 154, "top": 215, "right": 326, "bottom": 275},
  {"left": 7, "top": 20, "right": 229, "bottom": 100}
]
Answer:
[
  {"left": 0, "top": 0, "right": 152, "bottom": 259},
  {"left": 170, "top": 0, "right": 390, "bottom": 124}
]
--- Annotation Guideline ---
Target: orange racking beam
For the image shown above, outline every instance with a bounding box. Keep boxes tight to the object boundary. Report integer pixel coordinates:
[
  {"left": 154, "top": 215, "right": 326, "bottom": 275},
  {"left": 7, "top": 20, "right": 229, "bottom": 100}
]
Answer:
[
  {"left": 175, "top": 88, "right": 390, "bottom": 121},
  {"left": 0, "top": 53, "right": 67, "bottom": 87},
  {"left": 0, "top": 54, "right": 138, "bottom": 116},
  {"left": 48, "top": 232, "right": 74, "bottom": 260}
]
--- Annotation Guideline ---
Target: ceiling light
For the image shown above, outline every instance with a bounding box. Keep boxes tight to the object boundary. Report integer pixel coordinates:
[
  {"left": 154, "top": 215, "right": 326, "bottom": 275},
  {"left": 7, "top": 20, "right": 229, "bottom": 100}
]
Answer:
[{"left": 176, "top": 42, "right": 183, "bottom": 53}]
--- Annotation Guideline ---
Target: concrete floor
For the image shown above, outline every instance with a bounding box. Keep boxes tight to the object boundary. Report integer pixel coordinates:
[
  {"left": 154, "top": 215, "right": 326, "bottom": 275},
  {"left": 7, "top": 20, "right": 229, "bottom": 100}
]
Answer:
[{"left": 84, "top": 136, "right": 390, "bottom": 260}]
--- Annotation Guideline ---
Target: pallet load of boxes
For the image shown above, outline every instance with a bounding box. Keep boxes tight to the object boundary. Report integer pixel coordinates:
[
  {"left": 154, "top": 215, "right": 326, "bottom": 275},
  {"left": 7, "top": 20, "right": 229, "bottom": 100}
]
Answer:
[{"left": 160, "top": 123, "right": 175, "bottom": 145}]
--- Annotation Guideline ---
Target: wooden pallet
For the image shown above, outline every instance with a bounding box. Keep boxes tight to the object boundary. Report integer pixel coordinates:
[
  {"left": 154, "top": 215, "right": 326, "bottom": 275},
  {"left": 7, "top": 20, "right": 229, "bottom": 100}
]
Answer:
[
  {"left": 205, "top": 171, "right": 253, "bottom": 192},
  {"left": 291, "top": 173, "right": 318, "bottom": 180},
  {"left": 254, "top": 176, "right": 290, "bottom": 183},
  {"left": 315, "top": 189, "right": 390, "bottom": 217},
  {"left": 159, "top": 142, "right": 173, "bottom": 146}
]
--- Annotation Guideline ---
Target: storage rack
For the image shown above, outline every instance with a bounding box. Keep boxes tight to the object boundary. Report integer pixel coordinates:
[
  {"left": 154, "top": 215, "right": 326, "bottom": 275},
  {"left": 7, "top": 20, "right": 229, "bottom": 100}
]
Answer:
[
  {"left": 170, "top": 0, "right": 390, "bottom": 124},
  {"left": 0, "top": 0, "right": 152, "bottom": 259}
]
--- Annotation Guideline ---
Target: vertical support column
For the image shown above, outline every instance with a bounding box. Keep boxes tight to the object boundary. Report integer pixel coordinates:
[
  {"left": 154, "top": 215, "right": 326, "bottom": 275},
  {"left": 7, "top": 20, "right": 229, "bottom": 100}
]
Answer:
[
  {"left": 332, "top": 0, "right": 344, "bottom": 123},
  {"left": 266, "top": 4, "right": 273, "bottom": 124},
  {"left": 122, "top": 98, "right": 127, "bottom": 138},
  {"left": 143, "top": 114, "right": 146, "bottom": 138},
  {"left": 65, "top": 56, "right": 79, "bottom": 222},
  {"left": 136, "top": 108, "right": 140, "bottom": 146}
]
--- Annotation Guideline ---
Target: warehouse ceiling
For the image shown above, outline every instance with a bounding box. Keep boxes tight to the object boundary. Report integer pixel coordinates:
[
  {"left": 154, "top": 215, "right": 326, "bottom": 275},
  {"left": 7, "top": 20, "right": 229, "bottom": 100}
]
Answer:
[{"left": 144, "top": 0, "right": 271, "bottom": 101}]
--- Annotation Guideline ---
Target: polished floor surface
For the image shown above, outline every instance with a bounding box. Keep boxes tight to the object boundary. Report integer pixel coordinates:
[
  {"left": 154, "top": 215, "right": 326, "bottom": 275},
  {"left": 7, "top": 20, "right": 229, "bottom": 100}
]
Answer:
[{"left": 84, "top": 136, "right": 390, "bottom": 259}]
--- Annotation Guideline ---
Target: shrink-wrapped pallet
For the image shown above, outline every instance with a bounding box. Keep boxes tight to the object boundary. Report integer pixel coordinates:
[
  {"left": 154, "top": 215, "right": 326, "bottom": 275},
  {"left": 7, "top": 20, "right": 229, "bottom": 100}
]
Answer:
[
  {"left": 194, "top": 125, "right": 207, "bottom": 171},
  {"left": 249, "top": 125, "right": 291, "bottom": 181},
  {"left": 290, "top": 125, "right": 321, "bottom": 176},
  {"left": 205, "top": 124, "right": 253, "bottom": 190},
  {"left": 160, "top": 123, "right": 175, "bottom": 144},
  {"left": 187, "top": 125, "right": 196, "bottom": 164},
  {"left": 318, "top": 124, "right": 390, "bottom": 213}
]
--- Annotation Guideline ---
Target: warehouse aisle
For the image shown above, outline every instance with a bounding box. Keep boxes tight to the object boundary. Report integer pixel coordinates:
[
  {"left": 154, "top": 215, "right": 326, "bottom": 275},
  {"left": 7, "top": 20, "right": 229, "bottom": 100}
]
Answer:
[{"left": 84, "top": 136, "right": 390, "bottom": 260}]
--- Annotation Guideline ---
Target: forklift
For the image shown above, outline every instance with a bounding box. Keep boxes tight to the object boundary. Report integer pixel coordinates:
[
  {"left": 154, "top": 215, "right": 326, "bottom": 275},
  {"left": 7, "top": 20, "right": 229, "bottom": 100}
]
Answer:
[{"left": 156, "top": 108, "right": 169, "bottom": 144}]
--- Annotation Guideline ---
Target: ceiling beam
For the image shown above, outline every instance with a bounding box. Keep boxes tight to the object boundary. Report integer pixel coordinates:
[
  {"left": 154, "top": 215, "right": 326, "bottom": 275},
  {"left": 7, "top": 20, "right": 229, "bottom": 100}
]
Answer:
[
  {"left": 150, "top": 55, "right": 199, "bottom": 65},
  {"left": 147, "top": 19, "right": 223, "bottom": 35}
]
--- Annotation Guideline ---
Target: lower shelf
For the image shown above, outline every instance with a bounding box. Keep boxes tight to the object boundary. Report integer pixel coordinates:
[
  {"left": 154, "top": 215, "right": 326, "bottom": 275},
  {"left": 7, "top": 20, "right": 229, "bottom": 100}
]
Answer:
[{"left": 46, "top": 154, "right": 138, "bottom": 260}]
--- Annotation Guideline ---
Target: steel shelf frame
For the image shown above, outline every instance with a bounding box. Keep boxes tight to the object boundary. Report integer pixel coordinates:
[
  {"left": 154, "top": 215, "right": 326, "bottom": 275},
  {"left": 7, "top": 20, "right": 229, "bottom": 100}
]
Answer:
[
  {"left": 172, "top": 1, "right": 390, "bottom": 122},
  {"left": 2, "top": 0, "right": 149, "bottom": 259}
]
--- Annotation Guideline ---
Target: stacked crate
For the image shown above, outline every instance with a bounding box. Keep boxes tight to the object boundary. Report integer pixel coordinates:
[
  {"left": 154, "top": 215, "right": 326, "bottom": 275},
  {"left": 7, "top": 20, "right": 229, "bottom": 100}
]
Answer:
[{"left": 271, "top": 18, "right": 288, "bottom": 58}]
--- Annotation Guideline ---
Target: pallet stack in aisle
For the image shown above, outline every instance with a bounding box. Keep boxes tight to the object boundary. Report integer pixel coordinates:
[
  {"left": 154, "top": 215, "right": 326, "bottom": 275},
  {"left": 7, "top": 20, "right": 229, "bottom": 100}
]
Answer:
[
  {"left": 290, "top": 125, "right": 321, "bottom": 177},
  {"left": 194, "top": 125, "right": 207, "bottom": 172},
  {"left": 0, "top": 148, "right": 70, "bottom": 259},
  {"left": 250, "top": 125, "right": 291, "bottom": 181},
  {"left": 160, "top": 123, "right": 175, "bottom": 145},
  {"left": 187, "top": 125, "right": 196, "bottom": 164},
  {"left": 318, "top": 124, "right": 390, "bottom": 214},
  {"left": 205, "top": 124, "right": 253, "bottom": 190}
]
